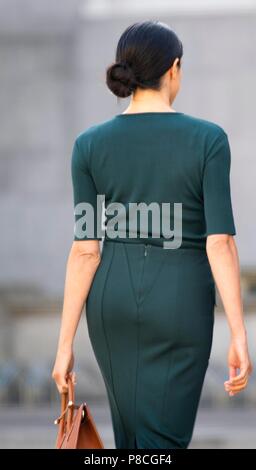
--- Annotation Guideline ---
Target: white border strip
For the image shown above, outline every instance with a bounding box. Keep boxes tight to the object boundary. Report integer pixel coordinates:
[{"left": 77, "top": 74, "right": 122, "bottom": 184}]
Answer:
[{"left": 79, "top": 0, "right": 256, "bottom": 19}]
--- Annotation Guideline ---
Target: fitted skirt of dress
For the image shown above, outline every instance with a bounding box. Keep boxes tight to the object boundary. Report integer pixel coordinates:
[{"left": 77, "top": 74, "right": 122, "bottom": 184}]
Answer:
[{"left": 85, "top": 239, "right": 216, "bottom": 449}]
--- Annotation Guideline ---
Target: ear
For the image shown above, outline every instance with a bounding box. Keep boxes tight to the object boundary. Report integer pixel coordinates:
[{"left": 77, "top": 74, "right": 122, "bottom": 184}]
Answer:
[
  {"left": 174, "top": 57, "right": 181, "bottom": 71},
  {"left": 170, "top": 57, "right": 180, "bottom": 79}
]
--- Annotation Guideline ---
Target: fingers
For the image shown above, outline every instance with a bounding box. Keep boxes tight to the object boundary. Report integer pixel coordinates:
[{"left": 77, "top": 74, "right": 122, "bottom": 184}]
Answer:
[
  {"left": 229, "top": 365, "right": 237, "bottom": 380},
  {"left": 52, "top": 371, "right": 69, "bottom": 394},
  {"left": 52, "top": 350, "right": 75, "bottom": 394},
  {"left": 225, "top": 376, "right": 248, "bottom": 393},
  {"left": 225, "top": 372, "right": 248, "bottom": 387},
  {"left": 228, "top": 367, "right": 248, "bottom": 385},
  {"left": 228, "top": 361, "right": 252, "bottom": 384},
  {"left": 226, "top": 382, "right": 248, "bottom": 396},
  {"left": 224, "top": 364, "right": 251, "bottom": 396},
  {"left": 69, "top": 371, "right": 77, "bottom": 385},
  {"left": 52, "top": 370, "right": 77, "bottom": 394},
  {"left": 53, "top": 373, "right": 69, "bottom": 394}
]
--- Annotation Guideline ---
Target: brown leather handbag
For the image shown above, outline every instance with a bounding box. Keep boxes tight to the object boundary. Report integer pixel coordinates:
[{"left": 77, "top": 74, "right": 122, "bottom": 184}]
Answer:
[{"left": 54, "top": 372, "right": 104, "bottom": 449}]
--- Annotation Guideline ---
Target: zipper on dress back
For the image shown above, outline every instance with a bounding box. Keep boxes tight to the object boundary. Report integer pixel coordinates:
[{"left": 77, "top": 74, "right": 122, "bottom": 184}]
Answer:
[{"left": 144, "top": 244, "right": 151, "bottom": 256}]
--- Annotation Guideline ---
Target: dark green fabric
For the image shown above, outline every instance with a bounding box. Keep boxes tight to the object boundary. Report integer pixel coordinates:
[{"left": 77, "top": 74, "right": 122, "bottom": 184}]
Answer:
[
  {"left": 71, "top": 112, "right": 236, "bottom": 247},
  {"left": 70, "top": 112, "right": 236, "bottom": 449},
  {"left": 86, "top": 240, "right": 215, "bottom": 449}
]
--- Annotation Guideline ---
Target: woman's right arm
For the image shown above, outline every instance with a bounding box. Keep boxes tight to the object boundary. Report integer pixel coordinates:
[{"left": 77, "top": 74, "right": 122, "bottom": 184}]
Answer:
[
  {"left": 52, "top": 132, "right": 103, "bottom": 394},
  {"left": 51, "top": 240, "right": 101, "bottom": 394},
  {"left": 206, "top": 233, "right": 253, "bottom": 396}
]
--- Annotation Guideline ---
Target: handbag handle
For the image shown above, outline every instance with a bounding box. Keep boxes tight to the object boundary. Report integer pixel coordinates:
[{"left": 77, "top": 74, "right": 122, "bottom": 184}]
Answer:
[{"left": 54, "top": 373, "right": 77, "bottom": 436}]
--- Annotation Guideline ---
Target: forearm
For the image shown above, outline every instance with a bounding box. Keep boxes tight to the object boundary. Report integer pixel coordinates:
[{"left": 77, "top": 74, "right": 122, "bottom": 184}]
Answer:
[
  {"left": 57, "top": 243, "right": 101, "bottom": 351},
  {"left": 206, "top": 235, "right": 246, "bottom": 339}
]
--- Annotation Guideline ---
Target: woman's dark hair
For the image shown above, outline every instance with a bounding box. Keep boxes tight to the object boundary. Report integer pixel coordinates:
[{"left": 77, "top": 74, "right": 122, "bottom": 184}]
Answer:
[{"left": 106, "top": 20, "right": 183, "bottom": 98}]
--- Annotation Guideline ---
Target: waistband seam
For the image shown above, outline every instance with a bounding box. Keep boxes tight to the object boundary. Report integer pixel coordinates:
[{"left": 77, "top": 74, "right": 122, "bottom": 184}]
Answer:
[{"left": 103, "top": 239, "right": 206, "bottom": 252}]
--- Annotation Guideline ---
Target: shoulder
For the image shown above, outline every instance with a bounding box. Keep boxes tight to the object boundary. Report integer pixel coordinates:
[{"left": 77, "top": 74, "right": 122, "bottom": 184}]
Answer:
[
  {"left": 180, "top": 112, "right": 227, "bottom": 142},
  {"left": 75, "top": 117, "right": 116, "bottom": 150},
  {"left": 72, "top": 119, "right": 115, "bottom": 171},
  {"left": 74, "top": 123, "right": 99, "bottom": 151},
  {"left": 181, "top": 113, "right": 230, "bottom": 167}
]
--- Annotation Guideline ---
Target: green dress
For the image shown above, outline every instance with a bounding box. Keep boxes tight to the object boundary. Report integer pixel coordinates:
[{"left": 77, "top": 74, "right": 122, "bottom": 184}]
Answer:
[{"left": 71, "top": 111, "right": 236, "bottom": 449}]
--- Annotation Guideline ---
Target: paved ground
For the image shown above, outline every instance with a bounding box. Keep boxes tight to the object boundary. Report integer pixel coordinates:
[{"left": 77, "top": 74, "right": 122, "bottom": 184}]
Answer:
[{"left": 0, "top": 402, "right": 255, "bottom": 449}]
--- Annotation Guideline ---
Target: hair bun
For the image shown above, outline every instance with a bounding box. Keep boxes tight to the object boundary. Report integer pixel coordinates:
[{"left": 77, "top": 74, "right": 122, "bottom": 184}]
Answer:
[{"left": 106, "top": 61, "right": 138, "bottom": 98}]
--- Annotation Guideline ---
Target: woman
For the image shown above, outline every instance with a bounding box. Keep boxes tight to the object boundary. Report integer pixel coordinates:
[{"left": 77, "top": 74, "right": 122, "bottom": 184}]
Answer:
[{"left": 52, "top": 20, "right": 253, "bottom": 449}]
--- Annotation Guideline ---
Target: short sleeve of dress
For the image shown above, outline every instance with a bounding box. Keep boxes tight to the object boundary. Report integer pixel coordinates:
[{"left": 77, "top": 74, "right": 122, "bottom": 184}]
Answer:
[
  {"left": 71, "top": 136, "right": 103, "bottom": 240},
  {"left": 203, "top": 131, "right": 236, "bottom": 236}
]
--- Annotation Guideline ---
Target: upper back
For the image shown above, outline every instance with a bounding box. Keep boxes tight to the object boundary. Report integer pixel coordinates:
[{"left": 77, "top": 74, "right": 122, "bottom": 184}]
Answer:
[{"left": 72, "top": 112, "right": 236, "bottom": 248}]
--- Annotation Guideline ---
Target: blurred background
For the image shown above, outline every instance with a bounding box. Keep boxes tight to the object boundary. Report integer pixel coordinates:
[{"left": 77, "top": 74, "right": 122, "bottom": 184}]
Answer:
[{"left": 0, "top": 0, "right": 256, "bottom": 449}]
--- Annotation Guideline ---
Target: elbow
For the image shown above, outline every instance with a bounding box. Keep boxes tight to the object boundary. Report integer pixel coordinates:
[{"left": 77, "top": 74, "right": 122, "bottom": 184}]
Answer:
[
  {"left": 206, "top": 233, "right": 234, "bottom": 252},
  {"left": 70, "top": 241, "right": 102, "bottom": 265},
  {"left": 79, "top": 250, "right": 102, "bottom": 266},
  {"left": 84, "top": 252, "right": 102, "bottom": 266}
]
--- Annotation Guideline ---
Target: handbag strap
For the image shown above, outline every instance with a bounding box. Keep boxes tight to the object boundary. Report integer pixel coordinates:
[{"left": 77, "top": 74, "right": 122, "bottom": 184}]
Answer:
[
  {"left": 54, "top": 373, "right": 77, "bottom": 435},
  {"left": 67, "top": 373, "right": 75, "bottom": 432}
]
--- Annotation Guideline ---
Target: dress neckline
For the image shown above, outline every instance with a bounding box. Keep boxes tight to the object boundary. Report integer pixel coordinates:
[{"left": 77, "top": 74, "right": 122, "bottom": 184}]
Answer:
[{"left": 115, "top": 111, "right": 184, "bottom": 118}]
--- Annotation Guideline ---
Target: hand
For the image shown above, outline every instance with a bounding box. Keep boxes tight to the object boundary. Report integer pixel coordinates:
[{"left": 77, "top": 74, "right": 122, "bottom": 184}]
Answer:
[
  {"left": 224, "top": 335, "right": 253, "bottom": 396},
  {"left": 52, "top": 347, "right": 76, "bottom": 394}
]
